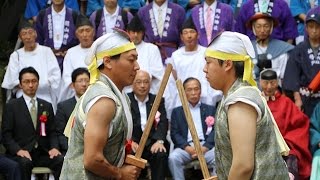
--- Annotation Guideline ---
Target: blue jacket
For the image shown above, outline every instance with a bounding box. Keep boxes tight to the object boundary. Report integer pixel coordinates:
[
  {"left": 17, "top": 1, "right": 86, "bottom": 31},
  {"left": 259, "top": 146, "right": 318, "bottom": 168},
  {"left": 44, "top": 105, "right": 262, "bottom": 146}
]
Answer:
[{"left": 170, "top": 103, "right": 215, "bottom": 150}]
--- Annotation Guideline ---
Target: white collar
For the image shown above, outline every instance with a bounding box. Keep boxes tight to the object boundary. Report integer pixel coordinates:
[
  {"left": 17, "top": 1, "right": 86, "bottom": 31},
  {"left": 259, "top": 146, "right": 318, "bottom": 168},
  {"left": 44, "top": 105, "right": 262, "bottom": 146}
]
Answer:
[
  {"left": 23, "top": 93, "right": 36, "bottom": 103},
  {"left": 51, "top": 5, "right": 66, "bottom": 16},
  {"left": 204, "top": 1, "right": 217, "bottom": 11},
  {"left": 104, "top": 5, "right": 119, "bottom": 17},
  {"left": 188, "top": 101, "right": 201, "bottom": 109},
  {"left": 153, "top": 1, "right": 168, "bottom": 10},
  {"left": 134, "top": 94, "right": 149, "bottom": 104}
]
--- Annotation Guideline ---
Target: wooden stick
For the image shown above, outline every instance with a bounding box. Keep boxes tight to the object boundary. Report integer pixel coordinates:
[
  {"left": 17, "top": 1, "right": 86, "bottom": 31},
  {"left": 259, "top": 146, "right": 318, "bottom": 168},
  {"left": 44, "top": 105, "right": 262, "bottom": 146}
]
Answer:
[
  {"left": 125, "top": 63, "right": 173, "bottom": 169},
  {"left": 176, "top": 80, "right": 218, "bottom": 180}
]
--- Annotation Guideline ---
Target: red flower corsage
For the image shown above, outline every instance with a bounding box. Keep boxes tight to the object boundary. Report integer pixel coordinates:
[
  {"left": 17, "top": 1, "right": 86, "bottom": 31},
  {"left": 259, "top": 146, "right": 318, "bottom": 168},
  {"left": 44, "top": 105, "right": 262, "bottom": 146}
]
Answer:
[{"left": 39, "top": 111, "right": 48, "bottom": 136}]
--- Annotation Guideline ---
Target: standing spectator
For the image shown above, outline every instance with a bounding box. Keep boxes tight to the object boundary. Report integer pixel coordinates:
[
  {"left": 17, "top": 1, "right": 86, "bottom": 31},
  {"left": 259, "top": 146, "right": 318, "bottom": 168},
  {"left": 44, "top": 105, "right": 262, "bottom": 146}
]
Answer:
[
  {"left": 2, "top": 18, "right": 61, "bottom": 111},
  {"left": 283, "top": 12, "right": 320, "bottom": 117},
  {"left": 126, "top": 15, "right": 165, "bottom": 95},
  {"left": 235, "top": 0, "right": 298, "bottom": 44},
  {"left": 190, "top": 0, "right": 234, "bottom": 46},
  {"left": 1, "top": 67, "right": 64, "bottom": 180},
  {"left": 137, "top": 0, "right": 185, "bottom": 64},
  {"left": 169, "top": 77, "right": 216, "bottom": 180},
  {"left": 89, "top": 0, "right": 133, "bottom": 38},
  {"left": 56, "top": 68, "right": 90, "bottom": 155},
  {"left": 35, "top": 0, "right": 79, "bottom": 71},
  {"left": 171, "top": 18, "right": 222, "bottom": 109},
  {"left": 24, "top": 0, "right": 79, "bottom": 21},
  {"left": 128, "top": 70, "right": 169, "bottom": 180},
  {"left": 58, "top": 14, "right": 94, "bottom": 102}
]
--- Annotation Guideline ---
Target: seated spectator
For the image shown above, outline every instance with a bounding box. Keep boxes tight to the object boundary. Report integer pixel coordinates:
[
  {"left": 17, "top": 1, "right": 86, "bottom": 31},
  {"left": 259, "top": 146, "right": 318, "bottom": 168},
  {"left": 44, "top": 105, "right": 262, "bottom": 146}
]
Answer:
[
  {"left": 190, "top": 0, "right": 234, "bottom": 46},
  {"left": 56, "top": 68, "right": 90, "bottom": 155},
  {"left": 89, "top": 0, "right": 133, "bottom": 38},
  {"left": 169, "top": 77, "right": 216, "bottom": 180},
  {"left": 247, "top": 13, "right": 294, "bottom": 86},
  {"left": 1, "top": 18, "right": 61, "bottom": 111},
  {"left": 127, "top": 70, "right": 169, "bottom": 180},
  {"left": 260, "top": 69, "right": 312, "bottom": 180},
  {"left": 310, "top": 102, "right": 320, "bottom": 180},
  {"left": 0, "top": 130, "right": 21, "bottom": 180},
  {"left": 35, "top": 0, "right": 79, "bottom": 71},
  {"left": 59, "top": 14, "right": 94, "bottom": 102},
  {"left": 283, "top": 12, "right": 320, "bottom": 117},
  {"left": 1, "top": 67, "right": 64, "bottom": 180}
]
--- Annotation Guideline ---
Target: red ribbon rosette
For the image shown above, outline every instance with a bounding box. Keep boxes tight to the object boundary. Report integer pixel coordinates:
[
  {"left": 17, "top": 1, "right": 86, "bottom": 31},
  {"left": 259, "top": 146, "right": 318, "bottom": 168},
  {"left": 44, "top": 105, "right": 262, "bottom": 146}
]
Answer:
[{"left": 39, "top": 111, "right": 47, "bottom": 136}]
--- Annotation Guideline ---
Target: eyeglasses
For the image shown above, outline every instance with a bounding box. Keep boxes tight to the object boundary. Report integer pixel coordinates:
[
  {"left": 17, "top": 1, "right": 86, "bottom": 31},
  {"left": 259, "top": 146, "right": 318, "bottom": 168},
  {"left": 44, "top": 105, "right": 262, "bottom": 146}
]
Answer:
[
  {"left": 21, "top": 79, "right": 38, "bottom": 84},
  {"left": 75, "top": 79, "right": 90, "bottom": 84}
]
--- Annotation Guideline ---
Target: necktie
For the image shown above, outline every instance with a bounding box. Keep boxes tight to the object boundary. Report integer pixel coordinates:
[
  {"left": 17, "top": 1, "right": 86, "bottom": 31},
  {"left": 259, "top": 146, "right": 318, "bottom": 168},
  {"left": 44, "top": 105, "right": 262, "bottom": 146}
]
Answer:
[
  {"left": 30, "top": 99, "right": 37, "bottom": 129},
  {"left": 206, "top": 7, "right": 213, "bottom": 43},
  {"left": 157, "top": 8, "right": 164, "bottom": 37},
  {"left": 261, "top": 0, "right": 268, "bottom": 13}
]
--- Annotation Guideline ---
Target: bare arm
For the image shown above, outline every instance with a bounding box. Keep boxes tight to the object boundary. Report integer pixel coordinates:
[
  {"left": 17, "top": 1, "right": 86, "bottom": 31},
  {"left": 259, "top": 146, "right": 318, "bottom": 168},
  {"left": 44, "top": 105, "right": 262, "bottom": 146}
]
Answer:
[
  {"left": 83, "top": 97, "right": 140, "bottom": 179},
  {"left": 227, "top": 102, "right": 257, "bottom": 180}
]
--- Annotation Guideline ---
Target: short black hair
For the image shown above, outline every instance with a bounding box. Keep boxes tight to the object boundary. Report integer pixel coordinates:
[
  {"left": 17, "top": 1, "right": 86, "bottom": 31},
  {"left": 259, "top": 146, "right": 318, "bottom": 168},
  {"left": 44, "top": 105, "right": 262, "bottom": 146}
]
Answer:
[
  {"left": 218, "top": 60, "right": 244, "bottom": 78},
  {"left": 19, "top": 67, "right": 39, "bottom": 83},
  {"left": 71, "top": 68, "right": 90, "bottom": 83},
  {"left": 183, "top": 77, "right": 201, "bottom": 89},
  {"left": 98, "top": 54, "right": 121, "bottom": 70}
]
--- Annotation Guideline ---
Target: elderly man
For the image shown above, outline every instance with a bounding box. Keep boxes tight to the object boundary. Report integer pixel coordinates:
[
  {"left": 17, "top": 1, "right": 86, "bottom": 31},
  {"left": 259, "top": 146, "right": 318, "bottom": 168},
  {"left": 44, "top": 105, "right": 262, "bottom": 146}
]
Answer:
[
  {"left": 58, "top": 14, "right": 94, "bottom": 102},
  {"left": 2, "top": 18, "right": 61, "bottom": 111},
  {"left": 127, "top": 70, "right": 169, "bottom": 180},
  {"left": 60, "top": 30, "right": 141, "bottom": 179},
  {"left": 203, "top": 31, "right": 289, "bottom": 179},
  {"left": 260, "top": 69, "right": 312, "bottom": 180},
  {"left": 169, "top": 77, "right": 216, "bottom": 180},
  {"left": 246, "top": 13, "right": 294, "bottom": 85}
]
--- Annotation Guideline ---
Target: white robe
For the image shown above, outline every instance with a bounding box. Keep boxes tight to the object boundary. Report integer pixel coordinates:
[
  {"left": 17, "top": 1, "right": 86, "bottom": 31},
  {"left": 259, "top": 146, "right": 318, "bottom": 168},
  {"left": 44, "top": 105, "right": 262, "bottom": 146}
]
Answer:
[
  {"left": 58, "top": 44, "right": 89, "bottom": 102},
  {"left": 170, "top": 45, "right": 222, "bottom": 108},
  {"left": 2, "top": 44, "right": 61, "bottom": 111}
]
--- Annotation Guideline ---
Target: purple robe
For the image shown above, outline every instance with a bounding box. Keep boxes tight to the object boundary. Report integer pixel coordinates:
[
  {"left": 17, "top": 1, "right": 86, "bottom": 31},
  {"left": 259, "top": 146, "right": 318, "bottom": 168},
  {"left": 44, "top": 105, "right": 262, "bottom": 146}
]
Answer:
[
  {"left": 89, "top": 7, "right": 133, "bottom": 38},
  {"left": 35, "top": 7, "right": 78, "bottom": 71},
  {"left": 235, "top": 0, "right": 298, "bottom": 41},
  {"left": 191, "top": 2, "right": 234, "bottom": 47},
  {"left": 137, "top": 2, "right": 185, "bottom": 63}
]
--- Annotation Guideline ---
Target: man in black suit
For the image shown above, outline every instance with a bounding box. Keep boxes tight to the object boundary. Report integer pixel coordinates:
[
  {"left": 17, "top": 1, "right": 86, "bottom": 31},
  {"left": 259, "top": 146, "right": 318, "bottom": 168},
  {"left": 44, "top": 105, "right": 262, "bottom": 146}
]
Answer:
[
  {"left": 127, "top": 70, "right": 169, "bottom": 180},
  {"left": 55, "top": 68, "right": 90, "bottom": 154},
  {"left": 1, "top": 67, "right": 64, "bottom": 180},
  {"left": 169, "top": 77, "right": 216, "bottom": 180}
]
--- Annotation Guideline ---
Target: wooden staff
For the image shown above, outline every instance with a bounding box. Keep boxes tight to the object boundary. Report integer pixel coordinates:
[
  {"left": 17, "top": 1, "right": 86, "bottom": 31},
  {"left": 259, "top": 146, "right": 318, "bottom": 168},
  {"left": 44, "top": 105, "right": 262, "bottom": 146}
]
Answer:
[
  {"left": 125, "top": 63, "right": 173, "bottom": 169},
  {"left": 176, "top": 79, "right": 218, "bottom": 180}
]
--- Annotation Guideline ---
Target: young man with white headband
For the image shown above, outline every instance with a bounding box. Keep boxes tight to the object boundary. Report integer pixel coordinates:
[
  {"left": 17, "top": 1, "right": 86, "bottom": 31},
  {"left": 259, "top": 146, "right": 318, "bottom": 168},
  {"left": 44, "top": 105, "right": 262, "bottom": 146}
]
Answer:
[
  {"left": 60, "top": 30, "right": 141, "bottom": 179},
  {"left": 203, "top": 31, "right": 290, "bottom": 179}
]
